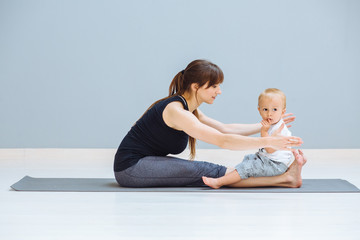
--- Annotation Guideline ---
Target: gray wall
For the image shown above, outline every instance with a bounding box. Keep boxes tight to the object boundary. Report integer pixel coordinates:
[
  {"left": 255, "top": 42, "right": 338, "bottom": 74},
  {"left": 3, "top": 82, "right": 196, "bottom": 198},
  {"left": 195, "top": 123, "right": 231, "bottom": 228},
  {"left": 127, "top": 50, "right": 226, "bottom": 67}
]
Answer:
[{"left": 1, "top": 0, "right": 359, "bottom": 149}]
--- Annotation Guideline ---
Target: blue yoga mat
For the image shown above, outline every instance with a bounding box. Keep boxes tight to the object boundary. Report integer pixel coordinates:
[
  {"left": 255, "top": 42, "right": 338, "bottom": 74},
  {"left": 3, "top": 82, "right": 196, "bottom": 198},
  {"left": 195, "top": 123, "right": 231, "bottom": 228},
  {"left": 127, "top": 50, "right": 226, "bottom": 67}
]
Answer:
[{"left": 10, "top": 176, "right": 360, "bottom": 193}]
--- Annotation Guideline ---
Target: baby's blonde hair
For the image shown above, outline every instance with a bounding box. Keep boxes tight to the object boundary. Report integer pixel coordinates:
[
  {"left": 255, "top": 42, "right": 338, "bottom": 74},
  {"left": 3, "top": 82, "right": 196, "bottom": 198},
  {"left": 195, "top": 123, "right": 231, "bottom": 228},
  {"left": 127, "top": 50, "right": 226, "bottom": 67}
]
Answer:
[{"left": 258, "top": 88, "right": 286, "bottom": 108}]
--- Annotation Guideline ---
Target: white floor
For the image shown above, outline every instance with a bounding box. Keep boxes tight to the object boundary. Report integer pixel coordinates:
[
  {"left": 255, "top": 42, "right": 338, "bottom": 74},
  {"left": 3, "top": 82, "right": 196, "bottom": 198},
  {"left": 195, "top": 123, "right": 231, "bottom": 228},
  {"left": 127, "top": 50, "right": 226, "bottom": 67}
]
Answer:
[{"left": 1, "top": 149, "right": 359, "bottom": 240}]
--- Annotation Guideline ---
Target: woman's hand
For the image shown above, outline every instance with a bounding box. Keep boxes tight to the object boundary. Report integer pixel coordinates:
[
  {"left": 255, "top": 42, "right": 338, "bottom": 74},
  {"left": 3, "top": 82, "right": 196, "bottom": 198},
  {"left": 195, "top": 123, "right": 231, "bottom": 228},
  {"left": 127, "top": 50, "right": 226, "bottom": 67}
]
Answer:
[
  {"left": 271, "top": 122, "right": 285, "bottom": 137},
  {"left": 268, "top": 122, "right": 303, "bottom": 150},
  {"left": 282, "top": 113, "right": 295, "bottom": 128},
  {"left": 268, "top": 135, "right": 303, "bottom": 150}
]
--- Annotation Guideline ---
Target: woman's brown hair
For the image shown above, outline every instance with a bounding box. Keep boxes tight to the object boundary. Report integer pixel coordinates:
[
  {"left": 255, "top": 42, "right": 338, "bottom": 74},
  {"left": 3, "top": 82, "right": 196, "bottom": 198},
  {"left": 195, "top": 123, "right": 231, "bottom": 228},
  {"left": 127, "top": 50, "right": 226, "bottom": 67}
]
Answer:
[{"left": 142, "top": 59, "right": 224, "bottom": 159}]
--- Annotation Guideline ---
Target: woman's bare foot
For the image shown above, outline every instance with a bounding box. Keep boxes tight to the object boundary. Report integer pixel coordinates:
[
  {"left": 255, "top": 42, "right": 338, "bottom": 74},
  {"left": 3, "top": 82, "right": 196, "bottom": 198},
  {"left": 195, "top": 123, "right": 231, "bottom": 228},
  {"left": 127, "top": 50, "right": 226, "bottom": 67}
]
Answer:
[
  {"left": 202, "top": 176, "right": 222, "bottom": 189},
  {"left": 283, "top": 149, "right": 307, "bottom": 188}
]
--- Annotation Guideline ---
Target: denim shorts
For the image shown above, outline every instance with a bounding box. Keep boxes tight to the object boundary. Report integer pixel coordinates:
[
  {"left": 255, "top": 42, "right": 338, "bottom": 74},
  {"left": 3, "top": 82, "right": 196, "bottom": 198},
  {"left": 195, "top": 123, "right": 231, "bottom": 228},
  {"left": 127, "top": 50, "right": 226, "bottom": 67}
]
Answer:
[
  {"left": 114, "top": 155, "right": 227, "bottom": 187},
  {"left": 235, "top": 153, "right": 288, "bottom": 180}
]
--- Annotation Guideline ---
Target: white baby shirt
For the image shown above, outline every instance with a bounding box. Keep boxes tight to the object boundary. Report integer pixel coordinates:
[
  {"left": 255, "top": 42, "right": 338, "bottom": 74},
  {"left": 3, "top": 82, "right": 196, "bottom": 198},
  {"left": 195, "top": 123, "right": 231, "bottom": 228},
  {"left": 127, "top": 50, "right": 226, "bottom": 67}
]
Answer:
[{"left": 258, "top": 119, "right": 295, "bottom": 167}]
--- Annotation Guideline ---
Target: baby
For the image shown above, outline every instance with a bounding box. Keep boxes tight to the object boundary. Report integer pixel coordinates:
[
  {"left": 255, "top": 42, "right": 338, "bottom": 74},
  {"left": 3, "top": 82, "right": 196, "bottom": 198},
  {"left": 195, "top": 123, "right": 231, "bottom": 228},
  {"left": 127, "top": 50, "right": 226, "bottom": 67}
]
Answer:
[{"left": 203, "top": 88, "right": 295, "bottom": 189}]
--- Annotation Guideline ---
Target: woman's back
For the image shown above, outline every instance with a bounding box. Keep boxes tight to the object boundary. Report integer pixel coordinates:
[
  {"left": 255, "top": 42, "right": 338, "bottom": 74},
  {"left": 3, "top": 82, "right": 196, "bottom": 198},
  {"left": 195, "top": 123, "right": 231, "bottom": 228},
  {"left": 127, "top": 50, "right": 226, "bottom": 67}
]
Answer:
[{"left": 114, "top": 95, "right": 189, "bottom": 172}]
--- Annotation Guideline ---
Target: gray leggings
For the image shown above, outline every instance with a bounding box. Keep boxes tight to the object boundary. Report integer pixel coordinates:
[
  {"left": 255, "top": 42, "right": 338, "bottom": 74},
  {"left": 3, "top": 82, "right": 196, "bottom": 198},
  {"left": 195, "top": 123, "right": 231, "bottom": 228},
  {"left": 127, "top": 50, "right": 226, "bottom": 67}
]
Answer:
[{"left": 114, "top": 156, "right": 227, "bottom": 187}]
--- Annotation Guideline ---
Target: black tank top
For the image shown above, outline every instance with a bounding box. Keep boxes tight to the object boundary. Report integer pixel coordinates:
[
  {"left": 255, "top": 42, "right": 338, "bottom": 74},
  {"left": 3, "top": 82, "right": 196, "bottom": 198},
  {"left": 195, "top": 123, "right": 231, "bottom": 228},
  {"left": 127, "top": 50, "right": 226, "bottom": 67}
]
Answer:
[{"left": 114, "top": 95, "right": 189, "bottom": 172}]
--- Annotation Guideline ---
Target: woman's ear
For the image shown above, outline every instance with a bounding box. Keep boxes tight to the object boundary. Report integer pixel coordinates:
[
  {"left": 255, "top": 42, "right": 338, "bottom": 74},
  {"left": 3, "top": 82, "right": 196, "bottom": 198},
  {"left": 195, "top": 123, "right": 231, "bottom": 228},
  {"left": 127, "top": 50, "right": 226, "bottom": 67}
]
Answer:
[{"left": 191, "top": 83, "right": 199, "bottom": 91}]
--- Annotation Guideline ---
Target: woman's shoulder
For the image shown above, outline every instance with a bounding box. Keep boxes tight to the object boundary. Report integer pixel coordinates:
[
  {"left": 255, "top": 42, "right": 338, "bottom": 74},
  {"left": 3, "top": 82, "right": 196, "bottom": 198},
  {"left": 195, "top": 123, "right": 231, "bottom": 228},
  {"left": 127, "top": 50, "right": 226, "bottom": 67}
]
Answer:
[{"left": 162, "top": 96, "right": 192, "bottom": 131}]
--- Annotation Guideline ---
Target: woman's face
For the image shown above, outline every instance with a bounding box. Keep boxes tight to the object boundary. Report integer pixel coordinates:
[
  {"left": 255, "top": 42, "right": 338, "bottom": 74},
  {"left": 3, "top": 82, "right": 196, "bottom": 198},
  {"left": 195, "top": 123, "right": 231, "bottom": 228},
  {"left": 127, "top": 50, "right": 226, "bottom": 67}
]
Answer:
[{"left": 196, "top": 82, "right": 222, "bottom": 104}]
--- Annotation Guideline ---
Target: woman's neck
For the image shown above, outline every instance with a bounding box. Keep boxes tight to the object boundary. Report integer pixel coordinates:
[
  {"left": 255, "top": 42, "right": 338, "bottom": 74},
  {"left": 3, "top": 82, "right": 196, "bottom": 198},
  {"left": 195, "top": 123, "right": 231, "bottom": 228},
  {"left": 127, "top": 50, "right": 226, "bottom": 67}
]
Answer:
[{"left": 182, "top": 92, "right": 201, "bottom": 112}]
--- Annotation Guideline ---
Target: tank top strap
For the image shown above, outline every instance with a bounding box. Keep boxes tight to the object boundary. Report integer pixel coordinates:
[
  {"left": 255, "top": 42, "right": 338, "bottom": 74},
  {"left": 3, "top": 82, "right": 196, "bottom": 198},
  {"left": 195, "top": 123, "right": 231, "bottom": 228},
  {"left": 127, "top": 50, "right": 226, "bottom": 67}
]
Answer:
[{"left": 175, "top": 95, "right": 189, "bottom": 111}]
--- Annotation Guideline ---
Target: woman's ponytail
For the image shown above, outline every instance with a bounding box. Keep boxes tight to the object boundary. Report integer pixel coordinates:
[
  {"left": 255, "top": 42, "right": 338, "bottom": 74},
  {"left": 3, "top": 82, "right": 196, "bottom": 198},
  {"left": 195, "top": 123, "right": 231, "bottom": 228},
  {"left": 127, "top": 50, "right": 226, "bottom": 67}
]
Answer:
[
  {"left": 136, "top": 71, "right": 184, "bottom": 124},
  {"left": 169, "top": 71, "right": 185, "bottom": 96}
]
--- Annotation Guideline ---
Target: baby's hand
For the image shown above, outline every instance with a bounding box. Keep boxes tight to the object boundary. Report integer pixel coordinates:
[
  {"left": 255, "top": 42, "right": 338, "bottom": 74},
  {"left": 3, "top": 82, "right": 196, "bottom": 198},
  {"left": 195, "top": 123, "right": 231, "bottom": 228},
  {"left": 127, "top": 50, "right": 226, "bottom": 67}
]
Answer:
[{"left": 261, "top": 120, "right": 271, "bottom": 133}]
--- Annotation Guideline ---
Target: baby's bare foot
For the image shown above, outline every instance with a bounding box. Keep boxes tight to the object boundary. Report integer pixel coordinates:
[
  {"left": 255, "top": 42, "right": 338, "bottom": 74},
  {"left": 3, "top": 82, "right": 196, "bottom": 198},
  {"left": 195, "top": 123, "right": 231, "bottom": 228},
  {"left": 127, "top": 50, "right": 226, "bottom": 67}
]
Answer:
[
  {"left": 298, "top": 149, "right": 307, "bottom": 166},
  {"left": 285, "top": 149, "right": 306, "bottom": 188},
  {"left": 202, "top": 176, "right": 222, "bottom": 189}
]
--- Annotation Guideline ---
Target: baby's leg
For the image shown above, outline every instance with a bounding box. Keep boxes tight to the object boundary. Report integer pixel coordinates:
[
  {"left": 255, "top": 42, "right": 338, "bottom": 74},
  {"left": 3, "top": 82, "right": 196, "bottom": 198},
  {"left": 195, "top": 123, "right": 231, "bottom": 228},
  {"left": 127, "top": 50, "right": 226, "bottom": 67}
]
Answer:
[
  {"left": 227, "top": 149, "right": 307, "bottom": 188},
  {"left": 202, "top": 170, "right": 241, "bottom": 189},
  {"left": 202, "top": 154, "right": 256, "bottom": 189}
]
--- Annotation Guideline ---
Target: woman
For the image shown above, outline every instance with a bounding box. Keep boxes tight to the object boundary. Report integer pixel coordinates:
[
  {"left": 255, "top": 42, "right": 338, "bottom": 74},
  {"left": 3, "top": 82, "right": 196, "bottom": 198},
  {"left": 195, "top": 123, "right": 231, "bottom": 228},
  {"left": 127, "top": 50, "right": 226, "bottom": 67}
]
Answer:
[{"left": 114, "top": 59, "right": 305, "bottom": 188}]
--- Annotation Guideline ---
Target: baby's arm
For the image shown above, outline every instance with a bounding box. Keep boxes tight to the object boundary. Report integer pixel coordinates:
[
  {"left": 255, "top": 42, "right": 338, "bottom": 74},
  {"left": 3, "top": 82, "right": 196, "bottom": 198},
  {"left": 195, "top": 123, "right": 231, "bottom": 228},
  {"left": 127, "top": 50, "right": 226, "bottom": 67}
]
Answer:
[{"left": 261, "top": 120, "right": 276, "bottom": 154}]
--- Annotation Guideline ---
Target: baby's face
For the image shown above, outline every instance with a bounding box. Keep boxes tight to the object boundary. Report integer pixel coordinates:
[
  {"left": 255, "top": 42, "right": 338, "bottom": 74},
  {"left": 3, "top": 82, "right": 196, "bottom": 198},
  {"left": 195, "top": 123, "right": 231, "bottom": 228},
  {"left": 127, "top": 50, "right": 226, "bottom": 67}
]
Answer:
[{"left": 258, "top": 95, "right": 286, "bottom": 125}]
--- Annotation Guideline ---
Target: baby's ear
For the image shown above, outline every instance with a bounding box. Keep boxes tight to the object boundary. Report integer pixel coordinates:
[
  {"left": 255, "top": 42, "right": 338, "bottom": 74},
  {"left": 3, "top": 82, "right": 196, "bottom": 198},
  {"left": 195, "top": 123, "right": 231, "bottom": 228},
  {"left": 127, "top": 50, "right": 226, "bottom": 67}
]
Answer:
[{"left": 282, "top": 108, "right": 287, "bottom": 114}]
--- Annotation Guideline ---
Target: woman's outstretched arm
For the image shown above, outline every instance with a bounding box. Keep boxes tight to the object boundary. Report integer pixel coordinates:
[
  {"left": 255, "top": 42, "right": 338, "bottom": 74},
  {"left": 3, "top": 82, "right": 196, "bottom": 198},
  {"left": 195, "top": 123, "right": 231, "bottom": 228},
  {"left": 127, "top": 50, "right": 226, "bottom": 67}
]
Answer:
[
  {"left": 197, "top": 109, "right": 261, "bottom": 135},
  {"left": 163, "top": 102, "right": 302, "bottom": 151},
  {"left": 197, "top": 109, "right": 296, "bottom": 136}
]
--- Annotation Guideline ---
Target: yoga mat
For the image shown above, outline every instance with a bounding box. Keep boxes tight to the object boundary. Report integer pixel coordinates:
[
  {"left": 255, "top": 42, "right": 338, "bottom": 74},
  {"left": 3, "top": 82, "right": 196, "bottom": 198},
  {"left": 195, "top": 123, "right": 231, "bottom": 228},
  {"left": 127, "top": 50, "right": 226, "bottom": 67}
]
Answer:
[{"left": 10, "top": 176, "right": 360, "bottom": 193}]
